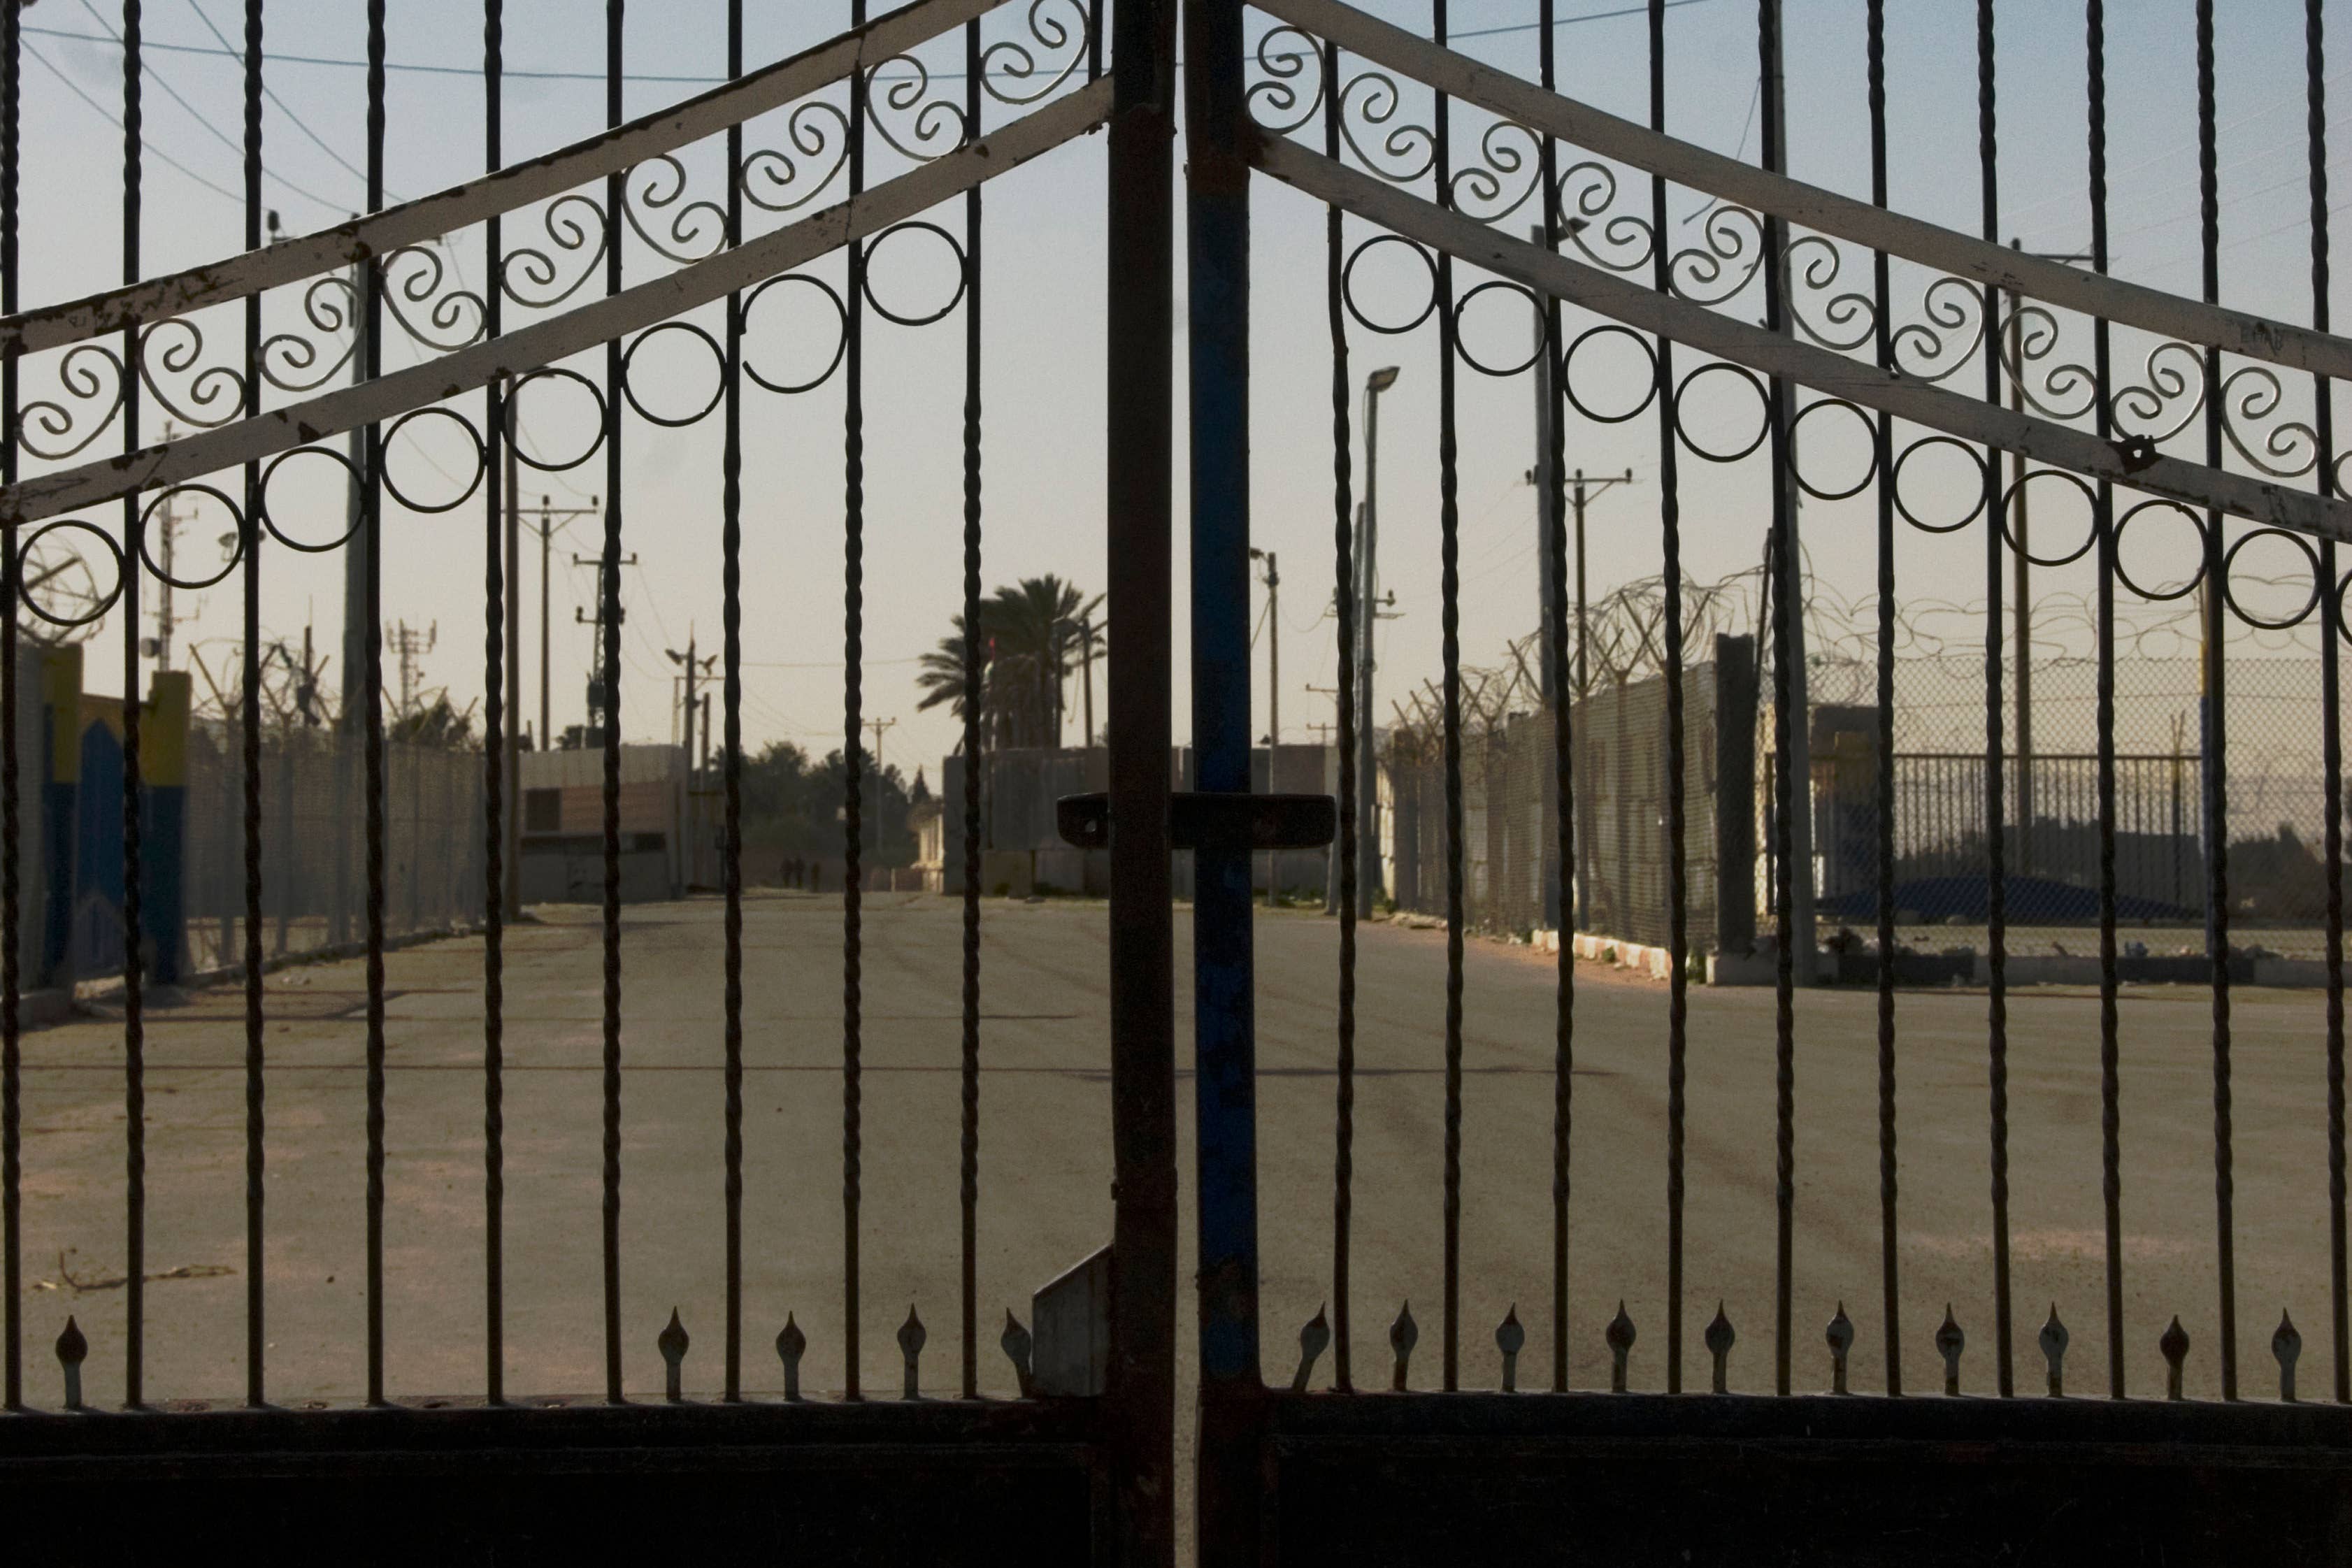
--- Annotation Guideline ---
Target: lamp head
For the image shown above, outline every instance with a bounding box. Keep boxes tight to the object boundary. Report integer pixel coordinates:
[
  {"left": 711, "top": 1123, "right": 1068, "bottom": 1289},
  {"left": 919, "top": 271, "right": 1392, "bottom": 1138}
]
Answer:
[{"left": 1366, "top": 366, "right": 1401, "bottom": 394}]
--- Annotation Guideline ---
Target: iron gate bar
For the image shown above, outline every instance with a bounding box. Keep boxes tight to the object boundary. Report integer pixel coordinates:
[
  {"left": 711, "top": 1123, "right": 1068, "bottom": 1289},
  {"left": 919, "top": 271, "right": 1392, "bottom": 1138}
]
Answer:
[
  {"left": 0, "top": 0, "right": 16, "bottom": 1419},
  {"left": 2195, "top": 0, "right": 2238, "bottom": 1403},
  {"left": 1864, "top": 0, "right": 1900, "bottom": 1402},
  {"left": 598, "top": 0, "right": 625, "bottom": 1407},
  {"left": 363, "top": 0, "right": 389, "bottom": 1409},
  {"left": 1642, "top": 0, "right": 1688, "bottom": 1401},
  {"left": 1255, "top": 0, "right": 2352, "bottom": 386},
  {"left": 2086, "top": 0, "right": 2125, "bottom": 1406},
  {"left": 2314, "top": 0, "right": 2351, "bottom": 1409},
  {"left": 1243, "top": 133, "right": 2352, "bottom": 548},
  {"left": 482, "top": 0, "right": 509, "bottom": 1410},
  {"left": 1972, "top": 0, "right": 2014, "bottom": 1400},
  {"left": 0, "top": 0, "right": 1014, "bottom": 357},
  {"left": 239, "top": 0, "right": 266, "bottom": 1413},
  {"left": 0, "top": 78, "right": 1114, "bottom": 531},
  {"left": 957, "top": 6, "right": 986, "bottom": 1407},
  {"left": 1758, "top": 0, "right": 1798, "bottom": 1398},
  {"left": 719, "top": 0, "right": 743, "bottom": 1407},
  {"left": 1187, "top": 0, "right": 1268, "bottom": 1560},
  {"left": 1432, "top": 0, "right": 1466, "bottom": 1400},
  {"left": 117, "top": 0, "right": 147, "bottom": 1412},
  {"left": 1542, "top": 0, "right": 1574, "bottom": 1397},
  {"left": 1321, "top": 18, "right": 1358, "bottom": 1400},
  {"left": 1105, "top": 2, "right": 1179, "bottom": 1562},
  {"left": 845, "top": 0, "right": 868, "bottom": 1407}
]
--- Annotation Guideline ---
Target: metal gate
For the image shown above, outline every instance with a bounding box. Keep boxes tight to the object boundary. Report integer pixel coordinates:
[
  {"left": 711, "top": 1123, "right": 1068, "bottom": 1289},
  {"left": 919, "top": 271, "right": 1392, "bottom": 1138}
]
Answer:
[
  {"left": 1179, "top": 0, "right": 2352, "bottom": 1562},
  {"left": 0, "top": 1, "right": 1175, "bottom": 1561},
  {"left": 4, "top": 0, "right": 2352, "bottom": 1563}
]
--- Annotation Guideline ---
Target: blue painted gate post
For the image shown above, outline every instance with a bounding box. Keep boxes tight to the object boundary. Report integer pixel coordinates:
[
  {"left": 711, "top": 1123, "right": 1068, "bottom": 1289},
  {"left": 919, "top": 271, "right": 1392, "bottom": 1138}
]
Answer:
[{"left": 1184, "top": 0, "right": 1266, "bottom": 1562}]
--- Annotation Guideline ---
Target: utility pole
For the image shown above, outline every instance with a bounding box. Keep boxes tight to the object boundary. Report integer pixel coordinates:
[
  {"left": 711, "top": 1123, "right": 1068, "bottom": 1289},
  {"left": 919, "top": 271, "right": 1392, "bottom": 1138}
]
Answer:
[
  {"left": 1251, "top": 549, "right": 1280, "bottom": 747},
  {"left": 863, "top": 716, "right": 898, "bottom": 862},
  {"left": 1549, "top": 469, "right": 1635, "bottom": 931},
  {"left": 144, "top": 424, "right": 190, "bottom": 673},
  {"left": 666, "top": 631, "right": 716, "bottom": 897},
  {"left": 503, "top": 397, "right": 523, "bottom": 921},
  {"left": 666, "top": 631, "right": 716, "bottom": 772},
  {"left": 1252, "top": 548, "right": 1281, "bottom": 906},
  {"left": 573, "top": 546, "right": 636, "bottom": 746},
  {"left": 515, "top": 494, "right": 599, "bottom": 748},
  {"left": 1359, "top": 366, "right": 1400, "bottom": 919}
]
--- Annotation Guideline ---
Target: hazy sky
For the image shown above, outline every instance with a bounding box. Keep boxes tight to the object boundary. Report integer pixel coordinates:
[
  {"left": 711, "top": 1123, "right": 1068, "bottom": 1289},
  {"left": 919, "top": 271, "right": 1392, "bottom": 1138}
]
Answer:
[{"left": 9, "top": 0, "right": 2337, "bottom": 781}]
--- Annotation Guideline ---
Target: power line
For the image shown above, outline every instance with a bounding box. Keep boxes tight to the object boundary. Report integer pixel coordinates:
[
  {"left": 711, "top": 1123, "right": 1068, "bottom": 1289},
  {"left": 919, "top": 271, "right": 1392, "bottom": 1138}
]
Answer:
[
  {"left": 180, "top": 0, "right": 396, "bottom": 201},
  {"left": 29, "top": 0, "right": 1722, "bottom": 84},
  {"left": 25, "top": 43, "right": 244, "bottom": 204},
  {"left": 71, "top": 0, "right": 343, "bottom": 213}
]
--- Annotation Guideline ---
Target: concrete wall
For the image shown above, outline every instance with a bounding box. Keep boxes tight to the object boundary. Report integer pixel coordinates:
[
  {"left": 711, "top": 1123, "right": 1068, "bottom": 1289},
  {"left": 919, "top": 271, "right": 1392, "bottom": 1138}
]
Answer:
[{"left": 518, "top": 744, "right": 687, "bottom": 902}]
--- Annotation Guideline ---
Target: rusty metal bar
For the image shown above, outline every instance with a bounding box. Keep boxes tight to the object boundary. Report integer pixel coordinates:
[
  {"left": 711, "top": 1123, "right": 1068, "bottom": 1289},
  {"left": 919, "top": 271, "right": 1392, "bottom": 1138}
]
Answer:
[
  {"left": 120, "top": 0, "right": 148, "bottom": 1414},
  {"left": 362, "top": 0, "right": 389, "bottom": 1410},
  {"left": 0, "top": 0, "right": 1015, "bottom": 357},
  {"left": 1973, "top": 0, "right": 2014, "bottom": 1401},
  {"left": 1106, "top": 0, "right": 1179, "bottom": 1560},
  {"left": 238, "top": 0, "right": 266, "bottom": 1412},
  {"left": 842, "top": 0, "right": 870, "bottom": 1406},
  {"left": 0, "top": 0, "right": 18, "bottom": 1419},
  {"left": 1242, "top": 135, "right": 2352, "bottom": 547},
  {"left": 1255, "top": 0, "right": 2352, "bottom": 384},
  {"left": 0, "top": 79, "right": 1110, "bottom": 529},
  {"left": 599, "top": 0, "right": 626, "bottom": 1407}
]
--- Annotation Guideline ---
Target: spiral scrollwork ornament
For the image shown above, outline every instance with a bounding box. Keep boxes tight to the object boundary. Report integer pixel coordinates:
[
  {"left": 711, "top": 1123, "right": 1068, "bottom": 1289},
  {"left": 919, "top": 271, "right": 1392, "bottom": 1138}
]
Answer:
[
  {"left": 380, "top": 243, "right": 490, "bottom": 354},
  {"left": 134, "top": 318, "right": 248, "bottom": 432},
  {"left": 739, "top": 100, "right": 853, "bottom": 215},
  {"left": 1993, "top": 302, "right": 2096, "bottom": 423},
  {"left": 1445, "top": 119, "right": 1544, "bottom": 225},
  {"left": 865, "top": 53, "right": 972, "bottom": 164},
  {"left": 621, "top": 155, "right": 729, "bottom": 266},
  {"left": 1247, "top": 24, "right": 1325, "bottom": 135},
  {"left": 1666, "top": 203, "right": 1765, "bottom": 308},
  {"left": 17, "top": 343, "right": 127, "bottom": 461},
  {"left": 1552, "top": 161, "right": 1655, "bottom": 275},
  {"left": 500, "top": 192, "right": 610, "bottom": 311},
  {"left": 979, "top": 0, "right": 1093, "bottom": 108},
  {"left": 261, "top": 275, "right": 361, "bottom": 395},
  {"left": 2109, "top": 338, "right": 2208, "bottom": 445},
  {"left": 1889, "top": 276, "right": 1986, "bottom": 386},
  {"left": 1782, "top": 236, "right": 1877, "bottom": 354},
  {"left": 2216, "top": 364, "right": 2320, "bottom": 480},
  {"left": 1336, "top": 69, "right": 1437, "bottom": 187}
]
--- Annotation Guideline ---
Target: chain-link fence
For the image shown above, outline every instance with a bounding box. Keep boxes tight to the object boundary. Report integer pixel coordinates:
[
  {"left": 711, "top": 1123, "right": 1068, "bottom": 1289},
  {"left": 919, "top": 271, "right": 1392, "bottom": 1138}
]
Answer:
[
  {"left": 181, "top": 723, "right": 485, "bottom": 977},
  {"left": 1386, "top": 638, "right": 1756, "bottom": 949},
  {"left": 1384, "top": 644, "right": 2338, "bottom": 959},
  {"left": 1795, "top": 653, "right": 2339, "bottom": 954}
]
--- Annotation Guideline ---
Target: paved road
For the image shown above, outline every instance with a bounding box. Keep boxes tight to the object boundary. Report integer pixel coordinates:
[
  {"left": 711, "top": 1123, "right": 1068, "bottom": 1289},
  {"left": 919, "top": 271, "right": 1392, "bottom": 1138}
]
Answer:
[{"left": 10, "top": 890, "right": 2338, "bottom": 1416}]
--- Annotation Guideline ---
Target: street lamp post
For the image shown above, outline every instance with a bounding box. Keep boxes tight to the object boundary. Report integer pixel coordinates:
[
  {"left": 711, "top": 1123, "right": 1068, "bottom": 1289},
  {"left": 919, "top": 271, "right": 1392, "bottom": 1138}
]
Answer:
[{"left": 1358, "top": 366, "right": 1400, "bottom": 919}]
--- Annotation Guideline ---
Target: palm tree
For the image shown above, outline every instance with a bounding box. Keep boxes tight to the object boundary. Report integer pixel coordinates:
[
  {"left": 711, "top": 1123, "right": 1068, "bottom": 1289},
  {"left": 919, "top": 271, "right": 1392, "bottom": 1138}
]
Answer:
[
  {"left": 915, "top": 614, "right": 987, "bottom": 748},
  {"left": 915, "top": 577, "right": 1103, "bottom": 751},
  {"left": 985, "top": 575, "right": 1101, "bottom": 748}
]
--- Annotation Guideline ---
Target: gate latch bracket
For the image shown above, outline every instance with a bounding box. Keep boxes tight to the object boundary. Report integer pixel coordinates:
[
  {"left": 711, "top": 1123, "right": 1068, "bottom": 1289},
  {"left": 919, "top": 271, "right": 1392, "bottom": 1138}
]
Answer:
[{"left": 1055, "top": 792, "right": 1337, "bottom": 851}]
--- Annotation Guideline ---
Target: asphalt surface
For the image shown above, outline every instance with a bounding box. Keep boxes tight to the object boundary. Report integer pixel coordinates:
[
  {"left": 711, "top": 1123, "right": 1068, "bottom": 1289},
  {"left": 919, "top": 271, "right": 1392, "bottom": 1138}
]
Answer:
[{"left": 10, "top": 889, "right": 2339, "bottom": 1418}]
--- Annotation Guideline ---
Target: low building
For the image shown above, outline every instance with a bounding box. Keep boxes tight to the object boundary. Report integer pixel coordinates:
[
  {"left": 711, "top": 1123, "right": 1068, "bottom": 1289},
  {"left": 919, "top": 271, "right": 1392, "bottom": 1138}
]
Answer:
[{"left": 517, "top": 744, "right": 691, "bottom": 904}]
